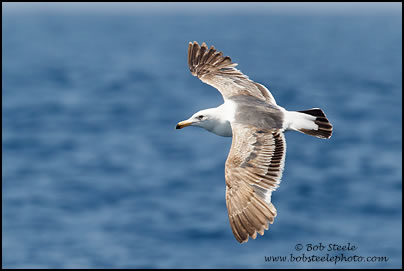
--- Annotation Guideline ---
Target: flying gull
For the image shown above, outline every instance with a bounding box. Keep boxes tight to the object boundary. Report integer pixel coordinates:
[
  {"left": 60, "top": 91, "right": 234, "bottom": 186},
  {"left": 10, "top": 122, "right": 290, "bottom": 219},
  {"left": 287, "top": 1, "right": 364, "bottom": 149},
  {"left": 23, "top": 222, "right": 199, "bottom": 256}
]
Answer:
[{"left": 176, "top": 41, "right": 333, "bottom": 243}]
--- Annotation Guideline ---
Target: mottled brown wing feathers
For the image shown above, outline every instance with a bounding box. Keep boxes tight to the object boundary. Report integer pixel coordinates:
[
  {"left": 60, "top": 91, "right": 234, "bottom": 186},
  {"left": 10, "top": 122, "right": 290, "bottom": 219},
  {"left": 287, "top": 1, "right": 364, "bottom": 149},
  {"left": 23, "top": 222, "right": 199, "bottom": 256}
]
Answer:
[
  {"left": 225, "top": 123, "right": 286, "bottom": 243},
  {"left": 188, "top": 41, "right": 277, "bottom": 104}
]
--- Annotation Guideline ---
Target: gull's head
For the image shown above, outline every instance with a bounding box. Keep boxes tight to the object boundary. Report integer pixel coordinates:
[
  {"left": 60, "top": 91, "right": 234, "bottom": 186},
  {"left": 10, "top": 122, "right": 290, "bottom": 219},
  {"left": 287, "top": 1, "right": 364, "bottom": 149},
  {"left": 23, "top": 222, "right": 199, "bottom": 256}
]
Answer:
[
  {"left": 176, "top": 109, "right": 216, "bottom": 130},
  {"left": 176, "top": 108, "right": 232, "bottom": 137}
]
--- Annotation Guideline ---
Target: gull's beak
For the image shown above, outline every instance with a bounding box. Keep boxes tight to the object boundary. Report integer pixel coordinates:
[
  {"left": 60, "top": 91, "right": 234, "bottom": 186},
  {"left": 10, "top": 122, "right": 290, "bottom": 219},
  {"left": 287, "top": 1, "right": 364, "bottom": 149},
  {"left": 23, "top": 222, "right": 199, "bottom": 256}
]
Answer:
[{"left": 176, "top": 120, "right": 193, "bottom": 129}]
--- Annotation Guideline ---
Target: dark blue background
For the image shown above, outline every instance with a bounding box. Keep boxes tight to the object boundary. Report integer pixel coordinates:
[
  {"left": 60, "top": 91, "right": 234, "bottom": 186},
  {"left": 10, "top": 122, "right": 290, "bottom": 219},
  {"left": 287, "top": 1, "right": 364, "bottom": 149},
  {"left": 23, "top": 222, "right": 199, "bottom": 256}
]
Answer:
[{"left": 2, "top": 3, "right": 402, "bottom": 268}]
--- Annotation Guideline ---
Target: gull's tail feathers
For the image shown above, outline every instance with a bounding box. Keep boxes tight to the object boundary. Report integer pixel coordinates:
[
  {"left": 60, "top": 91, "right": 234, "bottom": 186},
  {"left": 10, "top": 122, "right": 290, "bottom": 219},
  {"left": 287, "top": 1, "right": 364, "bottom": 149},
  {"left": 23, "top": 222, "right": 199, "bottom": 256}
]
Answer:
[{"left": 283, "top": 108, "right": 333, "bottom": 139}]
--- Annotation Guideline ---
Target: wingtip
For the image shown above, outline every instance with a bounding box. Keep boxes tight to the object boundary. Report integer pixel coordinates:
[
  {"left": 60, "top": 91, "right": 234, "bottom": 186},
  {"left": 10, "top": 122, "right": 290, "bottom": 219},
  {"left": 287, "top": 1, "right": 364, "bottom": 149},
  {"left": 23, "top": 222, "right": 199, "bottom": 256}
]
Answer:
[
  {"left": 189, "top": 41, "right": 210, "bottom": 49},
  {"left": 239, "top": 238, "right": 249, "bottom": 244}
]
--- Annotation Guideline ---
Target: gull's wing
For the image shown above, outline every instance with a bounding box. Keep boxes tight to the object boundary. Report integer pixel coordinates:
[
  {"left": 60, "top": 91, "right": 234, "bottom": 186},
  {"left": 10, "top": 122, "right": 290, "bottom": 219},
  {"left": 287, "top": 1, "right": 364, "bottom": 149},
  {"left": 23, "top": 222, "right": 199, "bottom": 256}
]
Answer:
[
  {"left": 225, "top": 123, "right": 286, "bottom": 243},
  {"left": 188, "top": 41, "right": 277, "bottom": 104}
]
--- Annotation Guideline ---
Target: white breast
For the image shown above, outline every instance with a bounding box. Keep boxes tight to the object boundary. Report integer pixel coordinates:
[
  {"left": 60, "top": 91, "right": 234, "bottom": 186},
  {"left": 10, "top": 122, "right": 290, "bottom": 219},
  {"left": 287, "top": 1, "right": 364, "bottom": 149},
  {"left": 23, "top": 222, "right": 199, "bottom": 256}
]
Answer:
[{"left": 211, "top": 120, "right": 233, "bottom": 137}]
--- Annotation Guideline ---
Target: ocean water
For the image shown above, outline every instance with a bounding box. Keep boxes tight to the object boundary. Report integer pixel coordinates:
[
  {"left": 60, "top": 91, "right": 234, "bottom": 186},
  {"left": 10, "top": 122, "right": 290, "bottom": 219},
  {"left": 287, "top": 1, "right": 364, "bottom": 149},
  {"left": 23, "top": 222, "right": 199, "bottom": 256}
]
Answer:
[{"left": 2, "top": 5, "right": 402, "bottom": 269}]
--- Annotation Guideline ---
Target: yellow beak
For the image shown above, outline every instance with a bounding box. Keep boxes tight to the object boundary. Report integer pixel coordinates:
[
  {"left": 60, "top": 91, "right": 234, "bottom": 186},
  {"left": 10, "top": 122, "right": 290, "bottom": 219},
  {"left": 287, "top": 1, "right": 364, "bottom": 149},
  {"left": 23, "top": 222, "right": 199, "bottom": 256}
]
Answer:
[{"left": 176, "top": 120, "right": 193, "bottom": 129}]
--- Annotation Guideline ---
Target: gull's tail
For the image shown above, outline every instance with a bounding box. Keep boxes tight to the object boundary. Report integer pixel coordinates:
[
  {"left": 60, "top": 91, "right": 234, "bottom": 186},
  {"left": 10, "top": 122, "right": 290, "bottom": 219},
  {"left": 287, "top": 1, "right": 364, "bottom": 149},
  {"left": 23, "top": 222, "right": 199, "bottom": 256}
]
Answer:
[{"left": 283, "top": 108, "right": 333, "bottom": 139}]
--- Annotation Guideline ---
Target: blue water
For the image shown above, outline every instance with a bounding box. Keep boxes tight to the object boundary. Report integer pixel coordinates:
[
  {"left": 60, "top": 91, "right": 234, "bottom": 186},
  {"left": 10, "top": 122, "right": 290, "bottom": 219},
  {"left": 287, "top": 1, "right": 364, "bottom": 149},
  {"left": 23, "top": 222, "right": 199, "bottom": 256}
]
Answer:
[{"left": 2, "top": 6, "right": 402, "bottom": 269}]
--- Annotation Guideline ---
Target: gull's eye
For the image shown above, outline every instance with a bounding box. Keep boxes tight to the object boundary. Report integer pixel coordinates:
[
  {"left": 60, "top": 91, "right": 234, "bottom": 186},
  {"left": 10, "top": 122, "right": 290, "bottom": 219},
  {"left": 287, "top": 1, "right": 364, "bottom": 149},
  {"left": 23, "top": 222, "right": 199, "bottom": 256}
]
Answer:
[{"left": 197, "top": 115, "right": 204, "bottom": 120}]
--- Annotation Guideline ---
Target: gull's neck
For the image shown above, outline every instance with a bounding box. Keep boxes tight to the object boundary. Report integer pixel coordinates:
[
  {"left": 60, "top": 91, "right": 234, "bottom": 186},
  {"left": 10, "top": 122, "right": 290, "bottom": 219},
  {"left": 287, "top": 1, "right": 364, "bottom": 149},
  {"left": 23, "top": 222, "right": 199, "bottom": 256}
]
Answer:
[
  {"left": 217, "top": 99, "right": 237, "bottom": 123},
  {"left": 202, "top": 100, "right": 236, "bottom": 137}
]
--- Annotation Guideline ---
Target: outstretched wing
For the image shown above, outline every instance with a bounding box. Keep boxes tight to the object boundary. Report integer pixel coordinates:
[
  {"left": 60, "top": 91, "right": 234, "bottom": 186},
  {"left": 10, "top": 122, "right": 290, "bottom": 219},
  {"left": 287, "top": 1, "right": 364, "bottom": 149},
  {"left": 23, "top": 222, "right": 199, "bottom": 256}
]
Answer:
[
  {"left": 225, "top": 123, "right": 286, "bottom": 243},
  {"left": 188, "top": 41, "right": 277, "bottom": 104}
]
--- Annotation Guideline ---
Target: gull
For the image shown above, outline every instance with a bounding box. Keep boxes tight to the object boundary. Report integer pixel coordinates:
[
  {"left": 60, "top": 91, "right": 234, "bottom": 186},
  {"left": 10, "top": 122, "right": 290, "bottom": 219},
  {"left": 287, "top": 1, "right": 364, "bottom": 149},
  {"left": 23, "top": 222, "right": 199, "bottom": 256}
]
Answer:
[{"left": 176, "top": 41, "right": 333, "bottom": 243}]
